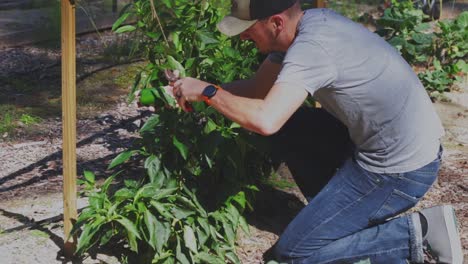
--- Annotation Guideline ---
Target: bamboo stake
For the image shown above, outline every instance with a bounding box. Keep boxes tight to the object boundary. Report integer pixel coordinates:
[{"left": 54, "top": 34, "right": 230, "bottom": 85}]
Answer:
[{"left": 61, "top": 0, "right": 77, "bottom": 257}]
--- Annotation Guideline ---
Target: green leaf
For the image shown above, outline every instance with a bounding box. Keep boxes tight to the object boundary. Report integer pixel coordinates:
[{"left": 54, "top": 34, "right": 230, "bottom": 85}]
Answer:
[
  {"left": 161, "top": 0, "right": 172, "bottom": 8},
  {"left": 144, "top": 155, "right": 161, "bottom": 180},
  {"left": 203, "top": 119, "right": 217, "bottom": 134},
  {"left": 76, "top": 217, "right": 105, "bottom": 255},
  {"left": 225, "top": 251, "right": 241, "bottom": 264},
  {"left": 116, "top": 217, "right": 141, "bottom": 240},
  {"left": 196, "top": 31, "right": 219, "bottom": 45},
  {"left": 108, "top": 150, "right": 134, "bottom": 169},
  {"left": 222, "top": 218, "right": 236, "bottom": 245},
  {"left": 230, "top": 122, "right": 241, "bottom": 129},
  {"left": 414, "top": 22, "right": 430, "bottom": 32},
  {"left": 150, "top": 201, "right": 174, "bottom": 219},
  {"left": 101, "top": 174, "right": 116, "bottom": 193},
  {"left": 231, "top": 191, "right": 246, "bottom": 209},
  {"left": 455, "top": 60, "right": 468, "bottom": 73},
  {"left": 239, "top": 215, "right": 250, "bottom": 235},
  {"left": 115, "top": 25, "right": 136, "bottom": 34},
  {"left": 114, "top": 188, "right": 135, "bottom": 200},
  {"left": 155, "top": 220, "right": 171, "bottom": 252},
  {"left": 71, "top": 208, "right": 96, "bottom": 236},
  {"left": 112, "top": 13, "right": 131, "bottom": 31},
  {"left": 197, "top": 218, "right": 211, "bottom": 238},
  {"left": 171, "top": 206, "right": 195, "bottom": 220},
  {"left": 128, "top": 72, "right": 142, "bottom": 104},
  {"left": 411, "top": 32, "right": 433, "bottom": 45},
  {"left": 125, "top": 179, "right": 139, "bottom": 189},
  {"left": 433, "top": 59, "right": 442, "bottom": 70},
  {"left": 205, "top": 154, "right": 213, "bottom": 169},
  {"left": 176, "top": 237, "right": 191, "bottom": 264},
  {"left": 83, "top": 171, "right": 95, "bottom": 183},
  {"left": 226, "top": 203, "right": 240, "bottom": 226},
  {"left": 167, "top": 56, "right": 186, "bottom": 78},
  {"left": 140, "top": 114, "right": 160, "bottom": 133},
  {"left": 195, "top": 252, "right": 224, "bottom": 264},
  {"left": 127, "top": 229, "right": 138, "bottom": 252},
  {"left": 456, "top": 11, "right": 468, "bottom": 28},
  {"left": 99, "top": 229, "right": 114, "bottom": 246},
  {"left": 134, "top": 184, "right": 159, "bottom": 201},
  {"left": 183, "top": 225, "right": 198, "bottom": 253},
  {"left": 144, "top": 210, "right": 158, "bottom": 250},
  {"left": 173, "top": 136, "right": 188, "bottom": 160},
  {"left": 196, "top": 227, "right": 209, "bottom": 247},
  {"left": 154, "top": 188, "right": 178, "bottom": 200},
  {"left": 152, "top": 252, "right": 173, "bottom": 263}
]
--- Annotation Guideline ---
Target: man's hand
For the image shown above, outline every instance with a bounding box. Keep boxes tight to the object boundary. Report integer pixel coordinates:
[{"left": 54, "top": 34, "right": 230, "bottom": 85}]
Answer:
[{"left": 173, "top": 77, "right": 211, "bottom": 112}]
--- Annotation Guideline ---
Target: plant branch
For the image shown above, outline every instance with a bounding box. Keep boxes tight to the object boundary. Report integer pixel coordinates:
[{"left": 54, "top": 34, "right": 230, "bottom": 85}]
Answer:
[{"left": 149, "top": 0, "right": 169, "bottom": 47}]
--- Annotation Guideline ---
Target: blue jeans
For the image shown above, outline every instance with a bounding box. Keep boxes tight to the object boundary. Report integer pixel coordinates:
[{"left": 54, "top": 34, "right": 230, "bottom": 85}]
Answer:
[{"left": 271, "top": 108, "right": 441, "bottom": 264}]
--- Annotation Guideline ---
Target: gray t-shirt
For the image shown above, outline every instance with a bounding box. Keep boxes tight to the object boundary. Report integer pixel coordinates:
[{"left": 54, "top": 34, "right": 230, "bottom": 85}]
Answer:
[{"left": 271, "top": 9, "right": 444, "bottom": 173}]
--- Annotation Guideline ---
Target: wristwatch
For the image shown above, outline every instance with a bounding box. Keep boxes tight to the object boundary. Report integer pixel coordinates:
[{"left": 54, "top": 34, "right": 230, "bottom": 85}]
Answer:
[{"left": 202, "top": 84, "right": 221, "bottom": 105}]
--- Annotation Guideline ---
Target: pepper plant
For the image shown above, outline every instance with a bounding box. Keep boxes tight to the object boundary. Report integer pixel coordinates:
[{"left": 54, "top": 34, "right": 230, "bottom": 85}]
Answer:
[{"left": 73, "top": 0, "right": 275, "bottom": 263}]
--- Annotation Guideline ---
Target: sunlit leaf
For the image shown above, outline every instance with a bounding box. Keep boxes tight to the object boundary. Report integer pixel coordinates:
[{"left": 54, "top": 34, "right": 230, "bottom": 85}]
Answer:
[
  {"left": 173, "top": 136, "right": 188, "bottom": 160},
  {"left": 83, "top": 171, "right": 95, "bottom": 183},
  {"left": 140, "top": 114, "right": 161, "bottom": 133},
  {"left": 112, "top": 13, "right": 131, "bottom": 31},
  {"left": 115, "top": 25, "right": 136, "bottom": 34},
  {"left": 108, "top": 151, "right": 135, "bottom": 169}
]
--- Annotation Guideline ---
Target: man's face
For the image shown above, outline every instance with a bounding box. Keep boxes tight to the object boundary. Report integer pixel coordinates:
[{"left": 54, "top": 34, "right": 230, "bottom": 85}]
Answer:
[{"left": 239, "top": 20, "right": 276, "bottom": 54}]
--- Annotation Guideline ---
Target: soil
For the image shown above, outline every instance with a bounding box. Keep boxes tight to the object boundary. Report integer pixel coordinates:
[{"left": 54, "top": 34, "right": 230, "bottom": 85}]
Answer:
[{"left": 0, "top": 3, "right": 467, "bottom": 264}]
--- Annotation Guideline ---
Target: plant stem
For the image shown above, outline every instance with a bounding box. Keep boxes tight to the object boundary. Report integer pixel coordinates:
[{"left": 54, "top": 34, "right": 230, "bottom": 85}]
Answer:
[{"left": 150, "top": 0, "right": 169, "bottom": 47}]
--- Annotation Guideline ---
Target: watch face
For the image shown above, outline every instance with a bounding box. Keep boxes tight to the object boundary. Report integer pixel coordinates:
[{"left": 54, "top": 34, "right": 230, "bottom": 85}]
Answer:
[{"left": 203, "top": 85, "right": 218, "bottom": 98}]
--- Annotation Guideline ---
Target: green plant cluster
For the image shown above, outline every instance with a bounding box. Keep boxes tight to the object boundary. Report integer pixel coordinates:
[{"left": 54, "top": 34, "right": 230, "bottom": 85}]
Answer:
[
  {"left": 73, "top": 0, "right": 275, "bottom": 263},
  {"left": 418, "top": 12, "right": 468, "bottom": 93},
  {"left": 376, "top": 0, "right": 435, "bottom": 64},
  {"left": 376, "top": 0, "right": 467, "bottom": 93}
]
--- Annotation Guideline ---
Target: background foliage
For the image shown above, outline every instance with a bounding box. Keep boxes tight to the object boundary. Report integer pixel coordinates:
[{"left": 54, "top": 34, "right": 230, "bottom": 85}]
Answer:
[{"left": 374, "top": 0, "right": 467, "bottom": 94}]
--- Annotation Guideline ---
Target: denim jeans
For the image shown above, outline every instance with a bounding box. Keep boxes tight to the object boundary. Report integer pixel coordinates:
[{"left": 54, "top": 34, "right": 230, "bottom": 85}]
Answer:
[{"left": 270, "top": 108, "right": 441, "bottom": 264}]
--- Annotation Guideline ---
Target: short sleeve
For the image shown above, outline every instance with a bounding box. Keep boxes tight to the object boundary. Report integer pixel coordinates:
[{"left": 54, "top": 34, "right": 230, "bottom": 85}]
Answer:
[{"left": 275, "top": 40, "right": 337, "bottom": 95}]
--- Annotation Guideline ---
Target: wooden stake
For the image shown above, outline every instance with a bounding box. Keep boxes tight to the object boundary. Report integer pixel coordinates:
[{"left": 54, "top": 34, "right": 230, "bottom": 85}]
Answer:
[
  {"left": 61, "top": 0, "right": 77, "bottom": 257},
  {"left": 315, "top": 0, "right": 326, "bottom": 8}
]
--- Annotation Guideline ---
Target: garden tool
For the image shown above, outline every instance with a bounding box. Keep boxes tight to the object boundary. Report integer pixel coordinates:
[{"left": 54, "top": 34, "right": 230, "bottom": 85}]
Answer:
[{"left": 164, "top": 69, "right": 193, "bottom": 112}]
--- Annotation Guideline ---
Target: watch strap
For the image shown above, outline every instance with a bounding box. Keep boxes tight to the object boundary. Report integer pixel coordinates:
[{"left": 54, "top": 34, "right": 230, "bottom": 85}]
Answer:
[{"left": 203, "top": 85, "right": 222, "bottom": 105}]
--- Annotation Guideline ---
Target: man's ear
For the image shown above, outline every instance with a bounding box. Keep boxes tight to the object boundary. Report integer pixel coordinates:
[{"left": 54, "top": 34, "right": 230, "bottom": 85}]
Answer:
[{"left": 270, "top": 15, "right": 285, "bottom": 33}]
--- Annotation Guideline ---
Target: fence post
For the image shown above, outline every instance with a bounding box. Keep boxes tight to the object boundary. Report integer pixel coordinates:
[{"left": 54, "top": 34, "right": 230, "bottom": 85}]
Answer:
[{"left": 61, "top": 0, "right": 77, "bottom": 257}]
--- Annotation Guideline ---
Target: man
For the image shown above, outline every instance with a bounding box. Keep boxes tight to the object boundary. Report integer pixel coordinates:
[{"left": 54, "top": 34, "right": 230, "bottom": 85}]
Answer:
[{"left": 171, "top": 0, "right": 463, "bottom": 263}]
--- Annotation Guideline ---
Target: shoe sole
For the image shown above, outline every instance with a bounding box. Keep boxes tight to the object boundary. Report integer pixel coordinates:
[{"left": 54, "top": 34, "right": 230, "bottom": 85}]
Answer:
[{"left": 424, "top": 205, "right": 463, "bottom": 264}]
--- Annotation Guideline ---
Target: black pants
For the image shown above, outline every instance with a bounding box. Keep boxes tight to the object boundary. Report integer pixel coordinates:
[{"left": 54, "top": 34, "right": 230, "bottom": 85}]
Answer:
[{"left": 269, "top": 107, "right": 353, "bottom": 200}]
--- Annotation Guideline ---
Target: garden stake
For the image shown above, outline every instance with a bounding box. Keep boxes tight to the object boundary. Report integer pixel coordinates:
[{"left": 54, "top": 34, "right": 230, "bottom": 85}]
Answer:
[{"left": 61, "top": 0, "right": 78, "bottom": 257}]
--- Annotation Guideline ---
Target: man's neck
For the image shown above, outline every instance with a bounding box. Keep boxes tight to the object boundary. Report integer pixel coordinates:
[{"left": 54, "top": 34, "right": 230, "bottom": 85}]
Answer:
[{"left": 282, "top": 10, "right": 304, "bottom": 51}]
